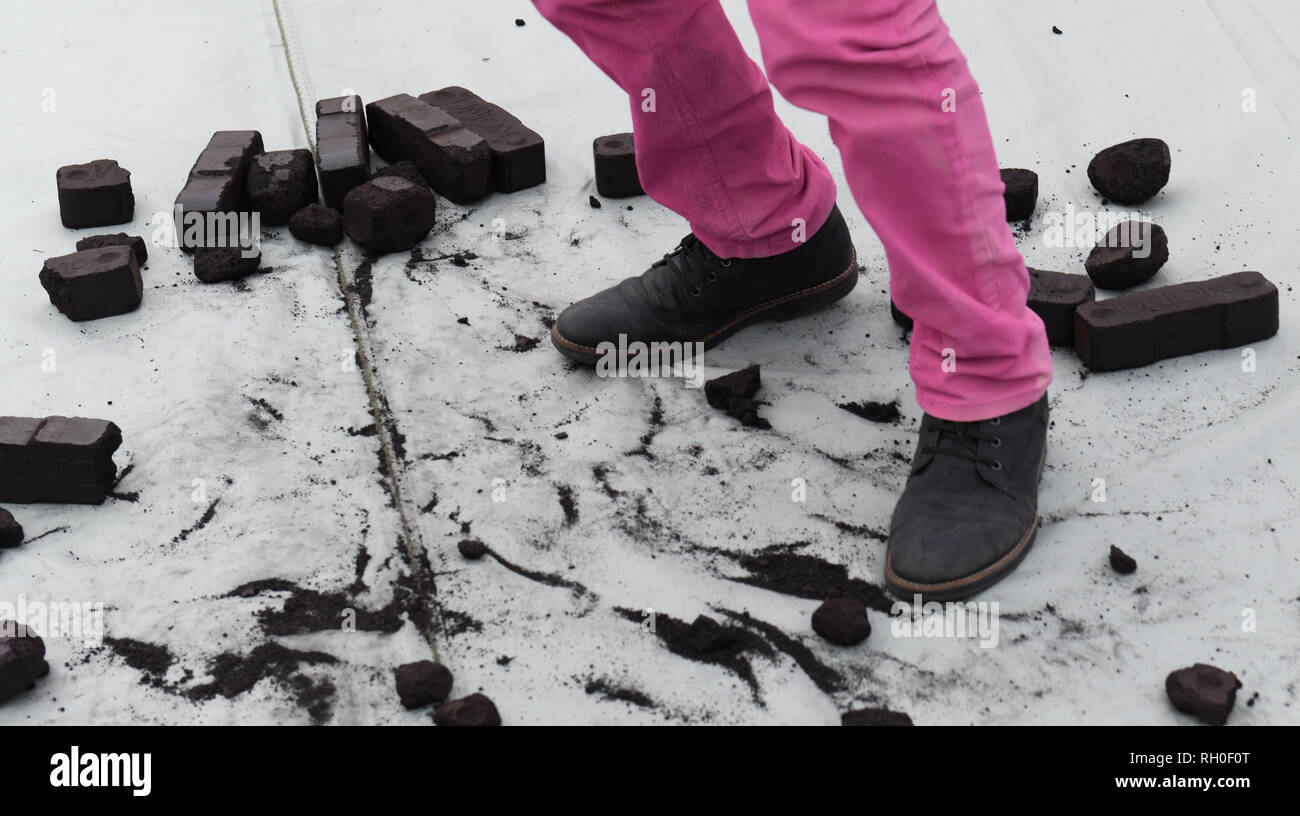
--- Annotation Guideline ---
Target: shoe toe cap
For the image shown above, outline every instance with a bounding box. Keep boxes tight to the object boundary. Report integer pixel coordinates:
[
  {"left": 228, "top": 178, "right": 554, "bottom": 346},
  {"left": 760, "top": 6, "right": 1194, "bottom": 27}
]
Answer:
[{"left": 888, "top": 513, "right": 1030, "bottom": 587}]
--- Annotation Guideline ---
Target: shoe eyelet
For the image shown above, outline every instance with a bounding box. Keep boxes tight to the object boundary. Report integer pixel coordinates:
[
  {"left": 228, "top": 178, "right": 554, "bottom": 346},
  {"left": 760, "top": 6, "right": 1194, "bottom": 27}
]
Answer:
[
  {"left": 720, "top": 259, "right": 732, "bottom": 267},
  {"left": 990, "top": 417, "right": 1001, "bottom": 426},
  {"left": 690, "top": 286, "right": 702, "bottom": 297},
  {"left": 991, "top": 436, "right": 1002, "bottom": 448},
  {"left": 991, "top": 459, "right": 1003, "bottom": 471},
  {"left": 706, "top": 272, "right": 717, "bottom": 282}
]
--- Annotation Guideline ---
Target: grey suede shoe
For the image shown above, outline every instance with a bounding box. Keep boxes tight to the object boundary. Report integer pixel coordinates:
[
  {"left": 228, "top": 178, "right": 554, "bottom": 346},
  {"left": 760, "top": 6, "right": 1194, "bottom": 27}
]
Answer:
[{"left": 885, "top": 393, "right": 1049, "bottom": 601}]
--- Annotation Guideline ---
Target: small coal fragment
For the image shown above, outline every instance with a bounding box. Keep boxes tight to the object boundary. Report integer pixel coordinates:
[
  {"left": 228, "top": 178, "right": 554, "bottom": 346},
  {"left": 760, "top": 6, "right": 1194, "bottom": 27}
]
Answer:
[
  {"left": 811, "top": 598, "right": 871, "bottom": 646},
  {"left": 890, "top": 299, "right": 913, "bottom": 330},
  {"left": 1166, "top": 663, "right": 1241, "bottom": 725},
  {"left": 76, "top": 233, "right": 147, "bottom": 266},
  {"left": 1073, "top": 271, "right": 1278, "bottom": 371},
  {"left": 366, "top": 94, "right": 491, "bottom": 203},
  {"left": 434, "top": 692, "right": 501, "bottom": 726},
  {"left": 1000, "top": 168, "right": 1038, "bottom": 221},
  {"left": 1052, "top": 25, "right": 1063, "bottom": 35},
  {"left": 1028, "top": 268, "right": 1095, "bottom": 346},
  {"left": 458, "top": 538, "right": 488, "bottom": 559},
  {"left": 56, "top": 159, "right": 133, "bottom": 228},
  {"left": 40, "top": 246, "right": 142, "bottom": 321},
  {"left": 247, "top": 148, "right": 318, "bottom": 226},
  {"left": 394, "top": 660, "right": 453, "bottom": 709},
  {"left": 515, "top": 18, "right": 525, "bottom": 26},
  {"left": 1088, "top": 138, "right": 1170, "bottom": 205},
  {"left": 1085, "top": 222, "right": 1168, "bottom": 290},
  {"left": 593, "top": 133, "right": 643, "bottom": 198},
  {"left": 838, "top": 400, "right": 900, "bottom": 423},
  {"left": 418, "top": 87, "right": 546, "bottom": 193},
  {"left": 343, "top": 176, "right": 437, "bottom": 253},
  {"left": 842, "top": 707, "right": 913, "bottom": 726},
  {"left": 0, "top": 621, "right": 49, "bottom": 702},
  {"left": 588, "top": 195, "right": 601, "bottom": 209},
  {"left": 194, "top": 246, "right": 262, "bottom": 283},
  {"left": 174, "top": 131, "right": 264, "bottom": 251},
  {"left": 316, "top": 95, "right": 370, "bottom": 210},
  {"left": 371, "top": 160, "right": 430, "bottom": 190},
  {"left": 1108, "top": 545, "right": 1137, "bottom": 574},
  {"left": 0, "top": 509, "right": 22, "bottom": 548},
  {"left": 288, "top": 203, "right": 344, "bottom": 246},
  {"left": 704, "top": 365, "right": 770, "bottom": 429},
  {"left": 0, "top": 416, "right": 121, "bottom": 504}
]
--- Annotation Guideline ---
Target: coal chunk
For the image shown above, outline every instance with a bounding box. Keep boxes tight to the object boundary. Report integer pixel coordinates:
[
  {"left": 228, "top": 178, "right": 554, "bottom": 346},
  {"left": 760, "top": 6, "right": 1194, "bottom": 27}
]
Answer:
[
  {"left": 811, "top": 598, "right": 871, "bottom": 646},
  {"left": 1029, "top": 268, "right": 1095, "bottom": 346},
  {"left": 343, "top": 176, "right": 437, "bottom": 253},
  {"left": 0, "top": 508, "right": 22, "bottom": 548},
  {"left": 366, "top": 94, "right": 491, "bottom": 204},
  {"left": 288, "top": 204, "right": 344, "bottom": 246},
  {"left": 394, "top": 660, "right": 453, "bottom": 709},
  {"left": 0, "top": 416, "right": 121, "bottom": 504},
  {"left": 1001, "top": 168, "right": 1038, "bottom": 221},
  {"left": 194, "top": 246, "right": 262, "bottom": 283},
  {"left": 56, "top": 159, "right": 133, "bottom": 228},
  {"left": 1166, "top": 663, "right": 1241, "bottom": 725},
  {"left": 458, "top": 538, "right": 488, "bottom": 559},
  {"left": 704, "top": 365, "right": 770, "bottom": 429},
  {"left": 0, "top": 621, "right": 49, "bottom": 702},
  {"left": 593, "top": 133, "right": 643, "bottom": 198},
  {"left": 839, "top": 400, "right": 900, "bottom": 423},
  {"left": 1109, "top": 545, "right": 1137, "bottom": 574},
  {"left": 1088, "top": 138, "right": 1171, "bottom": 205},
  {"left": 1074, "top": 271, "right": 1278, "bottom": 371},
  {"left": 842, "top": 707, "right": 913, "bottom": 726},
  {"left": 418, "top": 87, "right": 545, "bottom": 193},
  {"left": 76, "top": 232, "right": 147, "bottom": 265},
  {"left": 39, "top": 246, "right": 142, "bottom": 321},
  {"left": 1085, "top": 222, "right": 1168, "bottom": 290},
  {"left": 434, "top": 692, "right": 501, "bottom": 726},
  {"left": 175, "top": 131, "right": 264, "bottom": 251},
  {"left": 247, "top": 148, "right": 318, "bottom": 226},
  {"left": 371, "top": 160, "right": 430, "bottom": 190},
  {"left": 316, "top": 95, "right": 371, "bottom": 210}
]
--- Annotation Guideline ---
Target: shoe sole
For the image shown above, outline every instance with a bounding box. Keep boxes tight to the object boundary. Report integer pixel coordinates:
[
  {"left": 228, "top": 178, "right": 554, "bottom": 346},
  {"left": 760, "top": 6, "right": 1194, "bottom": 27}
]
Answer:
[
  {"left": 551, "top": 248, "right": 859, "bottom": 364},
  {"left": 883, "top": 440, "right": 1047, "bottom": 603}
]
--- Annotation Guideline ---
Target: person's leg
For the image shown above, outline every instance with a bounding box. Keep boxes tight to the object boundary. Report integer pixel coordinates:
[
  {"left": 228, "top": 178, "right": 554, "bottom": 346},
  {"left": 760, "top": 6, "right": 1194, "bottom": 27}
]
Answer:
[
  {"left": 534, "top": 0, "right": 858, "bottom": 364},
  {"left": 747, "top": 0, "right": 1051, "bottom": 421},
  {"left": 747, "top": 0, "right": 1051, "bottom": 600},
  {"left": 533, "top": 0, "right": 836, "bottom": 259}
]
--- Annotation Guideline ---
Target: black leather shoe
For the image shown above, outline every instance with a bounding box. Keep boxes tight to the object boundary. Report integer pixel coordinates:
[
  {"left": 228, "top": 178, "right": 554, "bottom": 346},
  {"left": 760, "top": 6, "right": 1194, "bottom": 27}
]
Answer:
[
  {"left": 551, "top": 205, "right": 858, "bottom": 363},
  {"left": 885, "top": 394, "right": 1049, "bottom": 601}
]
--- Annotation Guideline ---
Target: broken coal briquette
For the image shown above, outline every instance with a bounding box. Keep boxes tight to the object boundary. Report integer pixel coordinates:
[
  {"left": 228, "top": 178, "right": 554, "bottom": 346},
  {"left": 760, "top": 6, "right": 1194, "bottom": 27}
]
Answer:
[
  {"left": 1000, "top": 168, "right": 1038, "bottom": 221},
  {"left": 247, "top": 148, "right": 319, "bottom": 226},
  {"left": 288, "top": 203, "right": 344, "bottom": 246},
  {"left": 394, "top": 660, "right": 453, "bottom": 709},
  {"left": 316, "top": 95, "right": 370, "bottom": 210},
  {"left": 811, "top": 598, "right": 872, "bottom": 646},
  {"left": 1166, "top": 663, "right": 1241, "bottom": 726},
  {"left": 194, "top": 245, "right": 262, "bottom": 283},
  {"left": 0, "top": 416, "right": 122, "bottom": 504},
  {"left": 0, "top": 621, "right": 49, "bottom": 703},
  {"left": 75, "top": 232, "right": 147, "bottom": 265},
  {"left": 841, "top": 707, "right": 914, "bottom": 726},
  {"left": 1087, "top": 138, "right": 1171, "bottom": 205},
  {"left": 343, "top": 175, "right": 437, "bottom": 253},
  {"left": 704, "top": 365, "right": 771, "bottom": 429},
  {"left": 1084, "top": 221, "right": 1168, "bottom": 290},
  {"left": 0, "top": 508, "right": 23, "bottom": 548},
  {"left": 593, "top": 133, "right": 643, "bottom": 198},
  {"left": 433, "top": 692, "right": 501, "bottom": 726},
  {"left": 56, "top": 159, "right": 134, "bottom": 228},
  {"left": 1028, "top": 268, "right": 1095, "bottom": 347},
  {"left": 457, "top": 538, "right": 488, "bottom": 559},
  {"left": 366, "top": 93, "right": 491, "bottom": 204},
  {"left": 1109, "top": 545, "right": 1137, "bottom": 574},
  {"left": 39, "top": 245, "right": 142, "bottom": 321},
  {"left": 1073, "top": 271, "right": 1278, "bottom": 372}
]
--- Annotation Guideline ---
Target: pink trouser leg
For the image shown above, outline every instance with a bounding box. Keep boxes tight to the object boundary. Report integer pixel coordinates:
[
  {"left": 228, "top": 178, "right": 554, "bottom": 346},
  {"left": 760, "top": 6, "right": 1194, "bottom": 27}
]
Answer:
[
  {"left": 532, "top": 0, "right": 838, "bottom": 259},
  {"left": 747, "top": 0, "right": 1051, "bottom": 420}
]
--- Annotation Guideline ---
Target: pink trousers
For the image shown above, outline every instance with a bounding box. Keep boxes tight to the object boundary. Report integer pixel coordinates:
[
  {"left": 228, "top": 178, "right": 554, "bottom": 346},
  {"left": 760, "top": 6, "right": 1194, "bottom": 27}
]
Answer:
[{"left": 534, "top": 0, "right": 1052, "bottom": 421}]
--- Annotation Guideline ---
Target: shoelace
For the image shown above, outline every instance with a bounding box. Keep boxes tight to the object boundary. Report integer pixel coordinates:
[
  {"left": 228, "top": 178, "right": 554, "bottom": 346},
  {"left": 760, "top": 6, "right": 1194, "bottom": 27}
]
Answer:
[
  {"left": 921, "top": 417, "right": 1004, "bottom": 470},
  {"left": 652, "top": 234, "right": 733, "bottom": 302}
]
